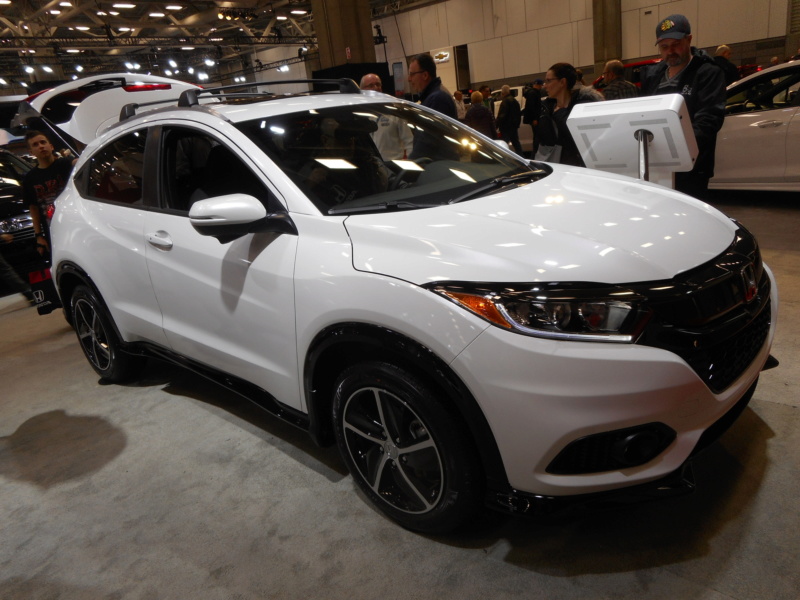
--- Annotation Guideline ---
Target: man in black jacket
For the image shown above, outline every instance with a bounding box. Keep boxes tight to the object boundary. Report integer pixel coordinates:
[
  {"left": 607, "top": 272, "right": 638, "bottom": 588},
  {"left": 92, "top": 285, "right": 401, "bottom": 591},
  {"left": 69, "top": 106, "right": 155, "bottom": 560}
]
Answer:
[
  {"left": 641, "top": 14, "right": 726, "bottom": 199},
  {"left": 496, "top": 85, "right": 522, "bottom": 155}
]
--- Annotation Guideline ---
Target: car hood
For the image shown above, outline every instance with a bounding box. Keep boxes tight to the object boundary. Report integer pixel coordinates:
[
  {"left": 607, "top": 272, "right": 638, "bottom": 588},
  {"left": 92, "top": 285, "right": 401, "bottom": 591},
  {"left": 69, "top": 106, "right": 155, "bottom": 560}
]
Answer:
[
  {"left": 0, "top": 182, "right": 27, "bottom": 219},
  {"left": 345, "top": 168, "right": 737, "bottom": 285}
]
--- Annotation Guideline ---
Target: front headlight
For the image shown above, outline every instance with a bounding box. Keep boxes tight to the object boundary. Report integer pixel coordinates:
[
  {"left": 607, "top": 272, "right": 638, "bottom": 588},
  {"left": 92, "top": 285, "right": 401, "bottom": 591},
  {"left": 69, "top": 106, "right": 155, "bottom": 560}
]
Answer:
[{"left": 429, "top": 282, "right": 651, "bottom": 343}]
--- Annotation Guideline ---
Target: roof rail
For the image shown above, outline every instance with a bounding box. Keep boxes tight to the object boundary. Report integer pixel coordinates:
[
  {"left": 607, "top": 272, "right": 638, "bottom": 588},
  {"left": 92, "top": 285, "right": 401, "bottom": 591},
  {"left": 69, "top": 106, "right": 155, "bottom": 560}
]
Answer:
[
  {"left": 119, "top": 96, "right": 189, "bottom": 122},
  {"left": 177, "top": 78, "right": 360, "bottom": 108}
]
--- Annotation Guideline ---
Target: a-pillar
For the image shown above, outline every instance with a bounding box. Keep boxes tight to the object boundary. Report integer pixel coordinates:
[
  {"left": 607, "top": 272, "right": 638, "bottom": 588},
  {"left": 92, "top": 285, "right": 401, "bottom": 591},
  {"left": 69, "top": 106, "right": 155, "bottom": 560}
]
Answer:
[{"left": 310, "top": 0, "right": 376, "bottom": 68}]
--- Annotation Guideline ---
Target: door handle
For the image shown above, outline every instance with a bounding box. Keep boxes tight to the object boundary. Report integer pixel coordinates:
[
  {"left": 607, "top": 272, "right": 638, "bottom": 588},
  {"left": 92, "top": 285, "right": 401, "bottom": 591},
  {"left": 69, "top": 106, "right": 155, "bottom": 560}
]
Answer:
[
  {"left": 756, "top": 120, "right": 783, "bottom": 128},
  {"left": 146, "top": 231, "right": 173, "bottom": 250}
]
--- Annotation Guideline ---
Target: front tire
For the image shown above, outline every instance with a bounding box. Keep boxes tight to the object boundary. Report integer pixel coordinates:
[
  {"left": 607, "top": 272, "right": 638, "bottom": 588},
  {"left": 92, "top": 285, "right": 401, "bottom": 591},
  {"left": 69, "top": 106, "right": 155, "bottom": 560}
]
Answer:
[
  {"left": 70, "top": 285, "right": 143, "bottom": 383},
  {"left": 332, "top": 361, "right": 482, "bottom": 533}
]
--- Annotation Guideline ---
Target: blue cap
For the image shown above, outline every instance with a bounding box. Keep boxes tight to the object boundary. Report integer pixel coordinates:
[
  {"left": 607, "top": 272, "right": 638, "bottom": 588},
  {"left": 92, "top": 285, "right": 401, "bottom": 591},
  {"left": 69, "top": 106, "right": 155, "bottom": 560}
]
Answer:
[
  {"left": 656, "top": 14, "right": 691, "bottom": 43},
  {"left": 533, "top": 79, "right": 544, "bottom": 85}
]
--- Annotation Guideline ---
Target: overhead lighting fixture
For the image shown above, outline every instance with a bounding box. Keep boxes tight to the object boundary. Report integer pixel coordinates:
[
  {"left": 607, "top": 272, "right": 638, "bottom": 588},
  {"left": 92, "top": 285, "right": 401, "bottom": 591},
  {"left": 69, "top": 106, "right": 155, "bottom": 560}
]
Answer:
[
  {"left": 24, "top": 66, "right": 34, "bottom": 73},
  {"left": 181, "top": 46, "right": 195, "bottom": 51},
  {"left": 204, "top": 58, "right": 215, "bottom": 66},
  {"left": 149, "top": 12, "right": 165, "bottom": 17},
  {"left": 49, "top": 9, "right": 61, "bottom": 14},
  {"left": 0, "top": 77, "right": 7, "bottom": 84},
  {"left": 112, "top": 3, "right": 135, "bottom": 8},
  {"left": 76, "top": 65, "right": 84, "bottom": 72},
  {"left": 276, "top": 15, "right": 287, "bottom": 20},
  {"left": 165, "top": 5, "right": 182, "bottom": 9},
  {"left": 291, "top": 10, "right": 307, "bottom": 14},
  {"left": 67, "top": 49, "right": 80, "bottom": 53},
  {"left": 96, "top": 11, "right": 107, "bottom": 16},
  {"left": 59, "top": 1, "right": 73, "bottom": 6},
  {"left": 42, "top": 66, "right": 53, "bottom": 73},
  {"left": 168, "top": 60, "right": 177, "bottom": 67},
  {"left": 75, "top": 26, "right": 90, "bottom": 31},
  {"left": 0, "top": 1, "right": 11, "bottom": 5}
]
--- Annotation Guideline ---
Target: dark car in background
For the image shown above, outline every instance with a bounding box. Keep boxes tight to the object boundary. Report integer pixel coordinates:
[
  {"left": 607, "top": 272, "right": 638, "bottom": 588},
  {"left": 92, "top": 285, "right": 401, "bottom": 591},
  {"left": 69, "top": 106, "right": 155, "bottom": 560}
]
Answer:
[{"left": 0, "top": 148, "right": 38, "bottom": 291}]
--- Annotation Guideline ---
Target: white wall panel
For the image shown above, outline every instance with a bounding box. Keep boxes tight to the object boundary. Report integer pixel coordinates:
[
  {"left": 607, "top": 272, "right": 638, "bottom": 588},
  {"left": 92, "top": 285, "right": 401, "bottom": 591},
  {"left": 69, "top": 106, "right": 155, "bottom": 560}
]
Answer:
[
  {"left": 768, "top": 0, "right": 790, "bottom": 37},
  {"left": 487, "top": 0, "right": 505, "bottom": 39},
  {"left": 502, "top": 30, "right": 540, "bottom": 77},
  {"left": 420, "top": 4, "right": 451, "bottom": 51},
  {"left": 621, "top": 9, "right": 642, "bottom": 60},
  {"left": 446, "top": 0, "right": 488, "bottom": 45},
  {"left": 698, "top": 0, "right": 775, "bottom": 46},
  {"left": 469, "top": 38, "right": 505, "bottom": 82},
  {"left": 569, "top": 0, "right": 591, "bottom": 22},
  {"left": 525, "top": 0, "right": 571, "bottom": 29},
  {"left": 576, "top": 18, "right": 594, "bottom": 67},
  {"left": 638, "top": 6, "right": 661, "bottom": 58},
  {"left": 621, "top": 0, "right": 654, "bottom": 11},
  {"left": 538, "top": 23, "right": 575, "bottom": 72},
  {"left": 506, "top": 0, "right": 529, "bottom": 35}
]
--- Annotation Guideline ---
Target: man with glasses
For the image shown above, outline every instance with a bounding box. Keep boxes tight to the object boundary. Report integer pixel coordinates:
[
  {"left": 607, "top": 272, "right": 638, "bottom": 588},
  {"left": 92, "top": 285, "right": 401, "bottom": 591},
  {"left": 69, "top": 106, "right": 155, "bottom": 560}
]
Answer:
[
  {"left": 640, "top": 14, "right": 726, "bottom": 199},
  {"left": 407, "top": 53, "right": 456, "bottom": 119},
  {"left": 359, "top": 73, "right": 414, "bottom": 161},
  {"left": 600, "top": 60, "right": 639, "bottom": 100}
]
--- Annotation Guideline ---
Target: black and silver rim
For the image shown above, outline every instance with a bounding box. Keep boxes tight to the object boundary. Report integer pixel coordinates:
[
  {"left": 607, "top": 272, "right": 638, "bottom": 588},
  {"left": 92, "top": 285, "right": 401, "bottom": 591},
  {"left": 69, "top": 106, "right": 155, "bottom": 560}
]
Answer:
[
  {"left": 73, "top": 298, "right": 112, "bottom": 372},
  {"left": 342, "top": 386, "right": 444, "bottom": 514}
]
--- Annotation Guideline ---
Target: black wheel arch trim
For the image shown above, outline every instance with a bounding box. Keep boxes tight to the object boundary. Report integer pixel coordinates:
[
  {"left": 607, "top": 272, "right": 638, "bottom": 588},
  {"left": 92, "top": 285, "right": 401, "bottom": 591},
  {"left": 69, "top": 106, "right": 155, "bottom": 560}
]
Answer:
[{"left": 303, "top": 322, "right": 510, "bottom": 493}]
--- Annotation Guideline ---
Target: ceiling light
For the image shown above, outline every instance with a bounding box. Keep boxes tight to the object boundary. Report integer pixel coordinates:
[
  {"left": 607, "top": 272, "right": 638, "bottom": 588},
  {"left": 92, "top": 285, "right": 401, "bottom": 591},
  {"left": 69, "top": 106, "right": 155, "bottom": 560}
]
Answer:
[
  {"left": 149, "top": 12, "right": 165, "bottom": 17},
  {"left": 109, "top": 11, "right": 119, "bottom": 15},
  {"left": 112, "top": 3, "right": 135, "bottom": 8},
  {"left": 0, "top": 77, "right": 7, "bottom": 84},
  {"left": 276, "top": 15, "right": 287, "bottom": 20},
  {"left": 181, "top": 46, "right": 194, "bottom": 50},
  {"left": 169, "top": 60, "right": 177, "bottom": 68},
  {"left": 165, "top": 5, "right": 182, "bottom": 9},
  {"left": 76, "top": 65, "right": 83, "bottom": 71},
  {"left": 75, "top": 26, "right": 89, "bottom": 30},
  {"left": 291, "top": 10, "right": 307, "bottom": 14},
  {"left": 67, "top": 49, "right": 80, "bottom": 53},
  {"left": 165, "top": 70, "right": 172, "bottom": 76},
  {"left": 218, "top": 12, "right": 223, "bottom": 19},
  {"left": 24, "top": 66, "right": 34, "bottom": 73},
  {"left": 49, "top": 9, "right": 61, "bottom": 14},
  {"left": 204, "top": 58, "right": 215, "bottom": 66},
  {"left": 96, "top": 11, "right": 107, "bottom": 15},
  {"left": 72, "top": 75, "right": 78, "bottom": 80},
  {"left": 0, "top": 1, "right": 11, "bottom": 5},
  {"left": 59, "top": 1, "right": 73, "bottom": 6},
  {"left": 42, "top": 66, "right": 53, "bottom": 73}
]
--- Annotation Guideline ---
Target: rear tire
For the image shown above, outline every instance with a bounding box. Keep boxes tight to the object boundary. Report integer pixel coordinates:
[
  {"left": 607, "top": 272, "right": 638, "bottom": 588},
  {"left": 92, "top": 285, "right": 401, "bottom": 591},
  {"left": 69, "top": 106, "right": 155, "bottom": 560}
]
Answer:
[
  {"left": 332, "top": 361, "right": 483, "bottom": 533},
  {"left": 70, "top": 285, "right": 143, "bottom": 383}
]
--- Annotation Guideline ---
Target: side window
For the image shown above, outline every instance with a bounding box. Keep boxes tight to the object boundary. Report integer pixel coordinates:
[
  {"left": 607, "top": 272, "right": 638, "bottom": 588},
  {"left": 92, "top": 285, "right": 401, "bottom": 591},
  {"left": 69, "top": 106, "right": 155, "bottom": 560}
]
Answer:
[
  {"left": 86, "top": 129, "right": 147, "bottom": 205},
  {"left": 161, "top": 127, "right": 272, "bottom": 212}
]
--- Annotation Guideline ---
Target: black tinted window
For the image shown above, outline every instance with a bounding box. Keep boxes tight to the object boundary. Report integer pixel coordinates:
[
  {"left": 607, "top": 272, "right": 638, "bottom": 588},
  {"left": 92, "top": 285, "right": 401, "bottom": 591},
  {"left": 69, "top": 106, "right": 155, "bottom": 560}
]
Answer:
[
  {"left": 86, "top": 130, "right": 146, "bottom": 205},
  {"left": 161, "top": 127, "right": 272, "bottom": 213}
]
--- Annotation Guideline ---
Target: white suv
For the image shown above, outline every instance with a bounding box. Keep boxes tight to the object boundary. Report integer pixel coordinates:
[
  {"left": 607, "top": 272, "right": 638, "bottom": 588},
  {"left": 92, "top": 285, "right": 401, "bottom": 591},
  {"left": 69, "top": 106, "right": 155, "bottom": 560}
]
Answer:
[{"left": 51, "top": 79, "right": 777, "bottom": 533}]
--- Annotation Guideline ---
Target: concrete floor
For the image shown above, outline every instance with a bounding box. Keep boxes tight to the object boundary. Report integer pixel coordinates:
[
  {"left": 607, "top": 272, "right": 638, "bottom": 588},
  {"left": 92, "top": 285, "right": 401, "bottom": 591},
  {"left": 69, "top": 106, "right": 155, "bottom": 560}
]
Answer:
[{"left": 1, "top": 192, "right": 798, "bottom": 600}]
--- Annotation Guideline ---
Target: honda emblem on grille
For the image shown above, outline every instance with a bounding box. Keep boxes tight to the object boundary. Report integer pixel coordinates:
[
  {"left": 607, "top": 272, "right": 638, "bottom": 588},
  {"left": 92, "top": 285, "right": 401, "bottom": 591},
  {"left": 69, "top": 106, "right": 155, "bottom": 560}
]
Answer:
[{"left": 741, "top": 264, "right": 757, "bottom": 302}]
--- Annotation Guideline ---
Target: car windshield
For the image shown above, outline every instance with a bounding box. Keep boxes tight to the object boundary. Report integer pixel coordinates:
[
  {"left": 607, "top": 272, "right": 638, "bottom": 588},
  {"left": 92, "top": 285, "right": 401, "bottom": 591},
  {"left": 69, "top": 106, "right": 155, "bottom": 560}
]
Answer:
[{"left": 235, "top": 102, "right": 543, "bottom": 215}]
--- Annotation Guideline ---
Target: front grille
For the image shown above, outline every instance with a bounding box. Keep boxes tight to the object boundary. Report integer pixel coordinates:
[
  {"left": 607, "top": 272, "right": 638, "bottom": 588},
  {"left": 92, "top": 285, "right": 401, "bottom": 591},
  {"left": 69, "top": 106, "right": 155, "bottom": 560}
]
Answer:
[{"left": 635, "top": 225, "right": 771, "bottom": 394}]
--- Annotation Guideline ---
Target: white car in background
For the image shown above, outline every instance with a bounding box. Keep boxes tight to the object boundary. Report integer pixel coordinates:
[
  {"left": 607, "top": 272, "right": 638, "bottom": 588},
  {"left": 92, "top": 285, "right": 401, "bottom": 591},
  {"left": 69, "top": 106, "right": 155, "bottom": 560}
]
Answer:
[
  {"left": 710, "top": 60, "right": 800, "bottom": 192},
  {"left": 11, "top": 73, "right": 202, "bottom": 149},
  {"left": 51, "top": 79, "right": 776, "bottom": 533}
]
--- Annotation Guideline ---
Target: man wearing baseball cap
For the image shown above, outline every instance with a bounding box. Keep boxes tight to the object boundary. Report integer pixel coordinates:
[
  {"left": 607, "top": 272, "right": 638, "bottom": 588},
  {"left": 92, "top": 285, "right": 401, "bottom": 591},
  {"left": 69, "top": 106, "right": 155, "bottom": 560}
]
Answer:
[{"left": 640, "top": 14, "right": 726, "bottom": 199}]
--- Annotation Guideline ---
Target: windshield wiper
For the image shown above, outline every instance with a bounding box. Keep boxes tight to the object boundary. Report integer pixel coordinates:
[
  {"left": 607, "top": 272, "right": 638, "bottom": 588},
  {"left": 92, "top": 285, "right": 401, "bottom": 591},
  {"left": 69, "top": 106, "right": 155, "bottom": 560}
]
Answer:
[
  {"left": 448, "top": 169, "right": 546, "bottom": 205},
  {"left": 327, "top": 200, "right": 440, "bottom": 215}
]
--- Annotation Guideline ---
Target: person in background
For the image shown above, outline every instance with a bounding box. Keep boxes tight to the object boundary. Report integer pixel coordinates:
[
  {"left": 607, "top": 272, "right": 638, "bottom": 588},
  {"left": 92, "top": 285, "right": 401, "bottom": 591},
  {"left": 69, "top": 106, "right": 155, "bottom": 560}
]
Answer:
[
  {"left": 464, "top": 90, "right": 496, "bottom": 139},
  {"left": 360, "top": 73, "right": 414, "bottom": 160},
  {"left": 714, "top": 45, "right": 739, "bottom": 85},
  {"left": 453, "top": 90, "right": 467, "bottom": 121},
  {"left": 522, "top": 79, "right": 544, "bottom": 155},
  {"left": 22, "top": 130, "right": 77, "bottom": 257},
  {"left": 495, "top": 85, "right": 523, "bottom": 155},
  {"left": 478, "top": 84, "right": 494, "bottom": 114},
  {"left": 539, "top": 62, "right": 602, "bottom": 166},
  {"left": 600, "top": 60, "right": 639, "bottom": 100},
  {"left": 640, "top": 14, "right": 726, "bottom": 199},
  {"left": 407, "top": 53, "right": 456, "bottom": 118}
]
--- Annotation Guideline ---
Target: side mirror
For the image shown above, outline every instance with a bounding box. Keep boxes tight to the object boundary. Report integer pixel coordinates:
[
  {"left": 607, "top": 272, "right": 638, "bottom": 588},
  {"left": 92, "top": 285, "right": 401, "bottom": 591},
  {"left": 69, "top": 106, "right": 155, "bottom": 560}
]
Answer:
[{"left": 189, "top": 193, "right": 297, "bottom": 242}]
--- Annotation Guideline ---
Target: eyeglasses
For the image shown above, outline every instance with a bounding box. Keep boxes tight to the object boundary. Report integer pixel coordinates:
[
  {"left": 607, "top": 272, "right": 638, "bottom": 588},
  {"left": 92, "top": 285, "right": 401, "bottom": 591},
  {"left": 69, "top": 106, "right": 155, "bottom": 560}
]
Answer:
[{"left": 408, "top": 70, "right": 425, "bottom": 76}]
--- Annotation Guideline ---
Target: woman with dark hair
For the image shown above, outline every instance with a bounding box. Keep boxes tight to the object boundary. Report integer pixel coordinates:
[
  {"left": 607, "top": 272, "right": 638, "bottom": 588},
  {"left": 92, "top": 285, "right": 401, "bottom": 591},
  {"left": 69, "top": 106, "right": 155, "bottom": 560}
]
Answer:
[{"left": 538, "top": 62, "right": 602, "bottom": 166}]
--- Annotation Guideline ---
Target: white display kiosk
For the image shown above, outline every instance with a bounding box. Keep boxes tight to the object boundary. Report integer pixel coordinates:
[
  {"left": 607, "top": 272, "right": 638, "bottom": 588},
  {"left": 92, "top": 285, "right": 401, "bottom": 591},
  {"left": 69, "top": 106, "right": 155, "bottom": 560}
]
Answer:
[{"left": 566, "top": 94, "right": 698, "bottom": 189}]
